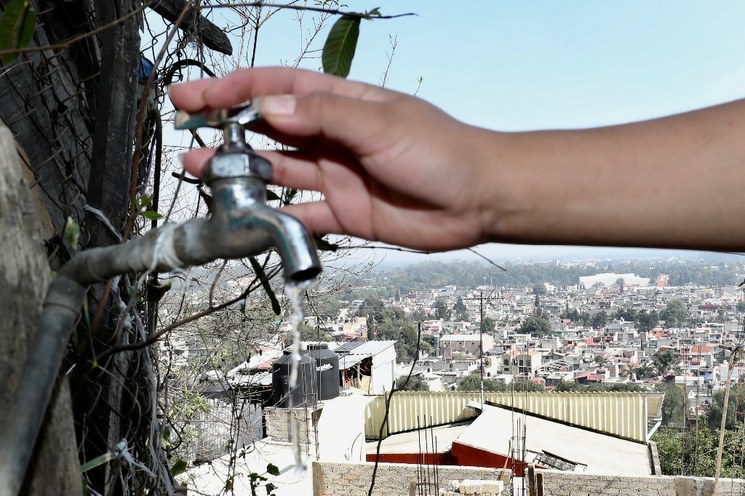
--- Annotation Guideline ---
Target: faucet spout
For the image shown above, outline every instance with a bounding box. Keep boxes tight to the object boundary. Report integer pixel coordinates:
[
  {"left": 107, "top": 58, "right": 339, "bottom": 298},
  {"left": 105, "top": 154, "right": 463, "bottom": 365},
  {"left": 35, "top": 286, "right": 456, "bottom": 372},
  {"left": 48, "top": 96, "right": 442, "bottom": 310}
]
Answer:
[
  {"left": 0, "top": 105, "right": 323, "bottom": 496},
  {"left": 186, "top": 114, "right": 322, "bottom": 282},
  {"left": 205, "top": 176, "right": 322, "bottom": 282}
]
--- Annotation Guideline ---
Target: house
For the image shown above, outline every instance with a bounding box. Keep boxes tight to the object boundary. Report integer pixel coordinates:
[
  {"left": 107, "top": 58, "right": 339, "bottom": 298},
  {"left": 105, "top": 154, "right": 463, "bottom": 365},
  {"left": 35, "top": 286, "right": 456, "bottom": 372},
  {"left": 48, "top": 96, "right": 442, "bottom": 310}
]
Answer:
[
  {"left": 336, "top": 340, "right": 397, "bottom": 394},
  {"left": 501, "top": 350, "right": 542, "bottom": 378},
  {"left": 440, "top": 333, "right": 496, "bottom": 359}
]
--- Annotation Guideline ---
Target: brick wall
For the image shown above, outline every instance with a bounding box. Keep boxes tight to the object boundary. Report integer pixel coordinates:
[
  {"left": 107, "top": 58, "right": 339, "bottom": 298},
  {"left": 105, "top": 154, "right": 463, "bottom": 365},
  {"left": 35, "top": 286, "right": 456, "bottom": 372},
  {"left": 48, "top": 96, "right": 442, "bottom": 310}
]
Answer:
[
  {"left": 313, "top": 461, "right": 511, "bottom": 496},
  {"left": 536, "top": 470, "right": 745, "bottom": 496}
]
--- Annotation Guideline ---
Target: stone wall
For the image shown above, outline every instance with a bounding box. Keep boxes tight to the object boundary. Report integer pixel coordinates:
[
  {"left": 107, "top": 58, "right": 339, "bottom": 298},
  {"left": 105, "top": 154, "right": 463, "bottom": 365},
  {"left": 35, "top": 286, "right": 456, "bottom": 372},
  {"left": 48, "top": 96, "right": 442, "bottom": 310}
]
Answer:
[
  {"left": 535, "top": 470, "right": 745, "bottom": 496},
  {"left": 313, "top": 461, "right": 511, "bottom": 496}
]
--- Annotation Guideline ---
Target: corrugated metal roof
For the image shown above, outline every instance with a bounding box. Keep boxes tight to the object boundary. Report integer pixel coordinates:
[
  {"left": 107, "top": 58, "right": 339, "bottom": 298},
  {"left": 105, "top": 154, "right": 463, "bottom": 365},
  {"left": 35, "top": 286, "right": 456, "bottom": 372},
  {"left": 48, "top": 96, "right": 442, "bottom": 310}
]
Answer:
[
  {"left": 366, "top": 391, "right": 661, "bottom": 442},
  {"left": 338, "top": 354, "right": 370, "bottom": 369},
  {"left": 348, "top": 340, "right": 396, "bottom": 355},
  {"left": 455, "top": 404, "right": 651, "bottom": 476},
  {"left": 335, "top": 341, "right": 365, "bottom": 354}
]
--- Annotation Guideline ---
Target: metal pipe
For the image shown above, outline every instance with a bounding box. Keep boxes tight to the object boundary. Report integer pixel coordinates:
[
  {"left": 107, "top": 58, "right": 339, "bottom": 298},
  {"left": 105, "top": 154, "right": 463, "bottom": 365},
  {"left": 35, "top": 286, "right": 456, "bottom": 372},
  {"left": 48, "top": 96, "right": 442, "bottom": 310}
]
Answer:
[{"left": 0, "top": 104, "right": 322, "bottom": 494}]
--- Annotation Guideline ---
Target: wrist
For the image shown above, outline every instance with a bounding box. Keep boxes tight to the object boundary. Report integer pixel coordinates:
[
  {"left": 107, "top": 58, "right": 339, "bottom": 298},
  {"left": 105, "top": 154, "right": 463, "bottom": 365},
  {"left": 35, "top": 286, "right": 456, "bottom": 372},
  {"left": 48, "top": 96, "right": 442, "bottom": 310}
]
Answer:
[{"left": 467, "top": 128, "right": 530, "bottom": 245}]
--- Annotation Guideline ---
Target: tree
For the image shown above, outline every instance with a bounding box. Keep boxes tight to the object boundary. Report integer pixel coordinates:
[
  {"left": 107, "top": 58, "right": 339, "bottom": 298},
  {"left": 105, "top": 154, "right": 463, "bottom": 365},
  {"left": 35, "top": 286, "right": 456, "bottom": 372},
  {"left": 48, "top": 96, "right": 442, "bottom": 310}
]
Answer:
[
  {"left": 653, "top": 428, "right": 684, "bottom": 475},
  {"left": 556, "top": 382, "right": 642, "bottom": 392},
  {"left": 453, "top": 296, "right": 468, "bottom": 321},
  {"left": 0, "top": 1, "right": 178, "bottom": 491},
  {"left": 591, "top": 310, "right": 608, "bottom": 329},
  {"left": 653, "top": 350, "right": 679, "bottom": 377},
  {"left": 0, "top": 4, "right": 385, "bottom": 493},
  {"left": 459, "top": 374, "right": 502, "bottom": 392},
  {"left": 612, "top": 306, "right": 637, "bottom": 322},
  {"left": 519, "top": 316, "right": 551, "bottom": 338},
  {"left": 481, "top": 316, "right": 496, "bottom": 334},
  {"left": 396, "top": 376, "right": 429, "bottom": 391},
  {"left": 411, "top": 307, "right": 428, "bottom": 322},
  {"left": 706, "top": 384, "right": 745, "bottom": 431},
  {"left": 660, "top": 299, "right": 688, "bottom": 327},
  {"left": 433, "top": 297, "right": 451, "bottom": 320},
  {"left": 635, "top": 309, "right": 659, "bottom": 332},
  {"left": 357, "top": 297, "right": 386, "bottom": 323},
  {"left": 299, "top": 323, "right": 334, "bottom": 342},
  {"left": 634, "top": 362, "right": 657, "bottom": 380},
  {"left": 362, "top": 299, "right": 422, "bottom": 362},
  {"left": 310, "top": 293, "right": 344, "bottom": 321},
  {"left": 658, "top": 383, "right": 687, "bottom": 427}
]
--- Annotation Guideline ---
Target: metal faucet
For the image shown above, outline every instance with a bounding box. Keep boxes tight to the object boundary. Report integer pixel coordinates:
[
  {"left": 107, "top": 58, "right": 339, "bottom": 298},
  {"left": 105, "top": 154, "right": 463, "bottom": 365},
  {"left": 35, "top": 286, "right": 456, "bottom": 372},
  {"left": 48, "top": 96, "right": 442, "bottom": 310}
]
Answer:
[
  {"left": 0, "top": 103, "right": 321, "bottom": 495},
  {"left": 174, "top": 103, "right": 322, "bottom": 282}
]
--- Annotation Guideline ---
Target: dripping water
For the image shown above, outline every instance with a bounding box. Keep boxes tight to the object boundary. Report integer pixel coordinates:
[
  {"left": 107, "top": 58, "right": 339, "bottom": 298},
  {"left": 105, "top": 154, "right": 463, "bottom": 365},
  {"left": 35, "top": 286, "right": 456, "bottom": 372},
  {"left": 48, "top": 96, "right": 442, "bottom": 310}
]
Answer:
[{"left": 285, "top": 280, "right": 311, "bottom": 471}]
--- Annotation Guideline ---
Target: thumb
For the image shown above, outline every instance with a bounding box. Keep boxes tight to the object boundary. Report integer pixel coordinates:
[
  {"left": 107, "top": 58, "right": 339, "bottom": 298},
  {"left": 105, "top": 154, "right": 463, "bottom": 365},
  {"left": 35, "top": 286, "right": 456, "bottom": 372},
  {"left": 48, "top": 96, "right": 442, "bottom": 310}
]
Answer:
[{"left": 254, "top": 92, "right": 392, "bottom": 153}]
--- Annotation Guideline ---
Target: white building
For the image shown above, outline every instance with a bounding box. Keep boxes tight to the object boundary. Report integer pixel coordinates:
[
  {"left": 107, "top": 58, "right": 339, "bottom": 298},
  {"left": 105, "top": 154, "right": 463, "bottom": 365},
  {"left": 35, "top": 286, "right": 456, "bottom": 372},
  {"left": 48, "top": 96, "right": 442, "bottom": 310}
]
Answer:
[{"left": 579, "top": 273, "right": 650, "bottom": 289}]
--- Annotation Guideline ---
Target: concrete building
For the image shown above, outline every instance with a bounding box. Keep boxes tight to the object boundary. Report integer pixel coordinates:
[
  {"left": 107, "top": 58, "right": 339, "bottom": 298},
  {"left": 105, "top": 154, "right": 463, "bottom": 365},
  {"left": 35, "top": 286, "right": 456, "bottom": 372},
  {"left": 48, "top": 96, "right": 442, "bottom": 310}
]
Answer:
[
  {"left": 440, "top": 333, "right": 496, "bottom": 359},
  {"left": 502, "top": 350, "right": 543, "bottom": 378}
]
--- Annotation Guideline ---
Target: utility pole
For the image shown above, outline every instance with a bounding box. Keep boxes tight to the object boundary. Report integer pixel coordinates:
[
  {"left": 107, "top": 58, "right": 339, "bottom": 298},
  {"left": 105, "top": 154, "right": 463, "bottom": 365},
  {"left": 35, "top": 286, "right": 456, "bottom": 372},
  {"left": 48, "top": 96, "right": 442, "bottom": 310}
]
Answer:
[
  {"left": 480, "top": 291, "right": 485, "bottom": 409},
  {"left": 713, "top": 345, "right": 741, "bottom": 494},
  {"left": 462, "top": 287, "right": 502, "bottom": 409},
  {"left": 465, "top": 291, "right": 489, "bottom": 409}
]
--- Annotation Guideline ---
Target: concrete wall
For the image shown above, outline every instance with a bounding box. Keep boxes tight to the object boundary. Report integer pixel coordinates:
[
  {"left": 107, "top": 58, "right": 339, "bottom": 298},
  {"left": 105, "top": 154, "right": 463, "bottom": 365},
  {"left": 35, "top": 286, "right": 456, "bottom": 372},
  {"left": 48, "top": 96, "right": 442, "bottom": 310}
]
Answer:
[
  {"left": 535, "top": 470, "right": 745, "bottom": 496},
  {"left": 264, "top": 406, "right": 320, "bottom": 447},
  {"left": 313, "top": 461, "right": 511, "bottom": 496}
]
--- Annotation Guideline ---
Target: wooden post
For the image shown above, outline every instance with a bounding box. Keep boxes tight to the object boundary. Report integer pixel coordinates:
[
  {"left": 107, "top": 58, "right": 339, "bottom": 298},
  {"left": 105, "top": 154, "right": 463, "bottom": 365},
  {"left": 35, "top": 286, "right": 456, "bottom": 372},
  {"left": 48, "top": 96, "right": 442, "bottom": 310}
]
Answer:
[{"left": 0, "top": 126, "right": 82, "bottom": 493}]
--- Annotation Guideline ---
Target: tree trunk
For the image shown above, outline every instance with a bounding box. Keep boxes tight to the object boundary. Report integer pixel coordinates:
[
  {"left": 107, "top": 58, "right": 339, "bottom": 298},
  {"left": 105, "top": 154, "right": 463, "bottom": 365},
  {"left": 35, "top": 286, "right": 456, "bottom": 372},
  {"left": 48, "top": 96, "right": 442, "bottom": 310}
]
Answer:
[{"left": 0, "top": 125, "right": 82, "bottom": 494}]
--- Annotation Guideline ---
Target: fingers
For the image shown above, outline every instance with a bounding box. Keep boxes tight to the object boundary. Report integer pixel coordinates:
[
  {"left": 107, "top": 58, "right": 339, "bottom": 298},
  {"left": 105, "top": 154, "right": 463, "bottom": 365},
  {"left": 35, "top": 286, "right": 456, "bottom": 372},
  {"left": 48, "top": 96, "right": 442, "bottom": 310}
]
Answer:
[
  {"left": 169, "top": 67, "right": 385, "bottom": 112},
  {"left": 281, "top": 200, "right": 344, "bottom": 238},
  {"left": 255, "top": 91, "right": 398, "bottom": 156},
  {"left": 180, "top": 147, "right": 325, "bottom": 192},
  {"left": 180, "top": 147, "right": 215, "bottom": 178},
  {"left": 262, "top": 150, "right": 323, "bottom": 191}
]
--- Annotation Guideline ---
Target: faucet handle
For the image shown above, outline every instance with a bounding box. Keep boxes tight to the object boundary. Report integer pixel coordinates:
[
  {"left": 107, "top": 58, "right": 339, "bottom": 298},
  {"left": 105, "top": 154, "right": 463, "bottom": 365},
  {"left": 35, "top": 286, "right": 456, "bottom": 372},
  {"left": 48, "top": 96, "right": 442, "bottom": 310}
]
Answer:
[
  {"left": 174, "top": 103, "right": 261, "bottom": 130},
  {"left": 175, "top": 102, "right": 272, "bottom": 184}
]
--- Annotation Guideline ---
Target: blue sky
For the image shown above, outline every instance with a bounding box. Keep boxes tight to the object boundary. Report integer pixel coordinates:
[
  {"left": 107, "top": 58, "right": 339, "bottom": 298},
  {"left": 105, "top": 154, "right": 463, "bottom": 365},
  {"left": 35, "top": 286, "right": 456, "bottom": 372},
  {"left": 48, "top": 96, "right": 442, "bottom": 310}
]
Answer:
[{"left": 218, "top": 2, "right": 745, "bottom": 265}]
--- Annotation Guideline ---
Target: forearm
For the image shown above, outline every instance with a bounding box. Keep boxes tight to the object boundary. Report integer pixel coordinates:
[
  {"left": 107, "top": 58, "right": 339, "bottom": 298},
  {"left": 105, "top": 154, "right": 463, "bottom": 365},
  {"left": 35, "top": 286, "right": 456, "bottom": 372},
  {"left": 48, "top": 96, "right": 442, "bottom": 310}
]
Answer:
[{"left": 480, "top": 99, "right": 745, "bottom": 250}]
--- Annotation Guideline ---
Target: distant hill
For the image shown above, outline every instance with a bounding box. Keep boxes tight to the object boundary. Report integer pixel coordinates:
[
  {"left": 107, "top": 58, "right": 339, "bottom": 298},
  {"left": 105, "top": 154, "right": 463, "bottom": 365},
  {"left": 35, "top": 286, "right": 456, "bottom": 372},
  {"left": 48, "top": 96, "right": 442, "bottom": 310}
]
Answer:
[{"left": 360, "top": 255, "right": 745, "bottom": 292}]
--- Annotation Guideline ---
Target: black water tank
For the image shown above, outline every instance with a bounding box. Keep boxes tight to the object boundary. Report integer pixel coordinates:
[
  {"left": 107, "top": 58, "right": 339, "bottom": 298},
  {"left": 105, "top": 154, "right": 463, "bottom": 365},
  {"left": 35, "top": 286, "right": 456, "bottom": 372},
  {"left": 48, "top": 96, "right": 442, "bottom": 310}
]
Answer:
[
  {"left": 271, "top": 351, "right": 317, "bottom": 407},
  {"left": 306, "top": 343, "right": 340, "bottom": 401}
]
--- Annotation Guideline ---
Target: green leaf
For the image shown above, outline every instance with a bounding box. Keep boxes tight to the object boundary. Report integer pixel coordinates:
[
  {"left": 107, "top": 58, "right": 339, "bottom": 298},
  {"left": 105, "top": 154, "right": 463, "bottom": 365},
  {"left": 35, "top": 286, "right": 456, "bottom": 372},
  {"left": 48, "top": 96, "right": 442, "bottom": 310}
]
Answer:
[
  {"left": 266, "top": 463, "right": 280, "bottom": 476},
  {"left": 170, "top": 459, "right": 188, "bottom": 476},
  {"left": 0, "top": 0, "right": 36, "bottom": 65},
  {"left": 63, "top": 216, "right": 81, "bottom": 251},
  {"left": 141, "top": 210, "right": 162, "bottom": 220},
  {"left": 137, "top": 194, "right": 152, "bottom": 209},
  {"left": 322, "top": 15, "right": 360, "bottom": 78},
  {"left": 80, "top": 452, "right": 115, "bottom": 473},
  {"left": 266, "top": 189, "right": 281, "bottom": 202},
  {"left": 314, "top": 235, "right": 338, "bottom": 252}
]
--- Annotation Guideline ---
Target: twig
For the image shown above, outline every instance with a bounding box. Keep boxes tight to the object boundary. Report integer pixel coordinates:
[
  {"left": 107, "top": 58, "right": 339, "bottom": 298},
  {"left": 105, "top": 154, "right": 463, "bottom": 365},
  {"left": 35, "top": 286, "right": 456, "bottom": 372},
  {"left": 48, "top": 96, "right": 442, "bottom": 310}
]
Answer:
[
  {"left": 95, "top": 266, "right": 281, "bottom": 360},
  {"left": 379, "top": 34, "right": 397, "bottom": 88},
  {"left": 368, "top": 322, "right": 422, "bottom": 496}
]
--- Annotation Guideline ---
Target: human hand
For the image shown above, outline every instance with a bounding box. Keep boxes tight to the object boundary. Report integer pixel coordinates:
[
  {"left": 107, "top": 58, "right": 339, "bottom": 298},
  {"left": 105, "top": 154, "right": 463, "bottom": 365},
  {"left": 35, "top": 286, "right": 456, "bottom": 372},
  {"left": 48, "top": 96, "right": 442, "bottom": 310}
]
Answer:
[{"left": 168, "top": 67, "right": 497, "bottom": 251}]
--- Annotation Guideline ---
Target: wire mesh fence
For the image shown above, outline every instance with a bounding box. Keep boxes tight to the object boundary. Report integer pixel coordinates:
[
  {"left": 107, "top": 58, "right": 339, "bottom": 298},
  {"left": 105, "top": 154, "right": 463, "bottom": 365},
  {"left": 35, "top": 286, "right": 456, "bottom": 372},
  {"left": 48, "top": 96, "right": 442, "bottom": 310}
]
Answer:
[{"left": 0, "top": 1, "right": 376, "bottom": 494}]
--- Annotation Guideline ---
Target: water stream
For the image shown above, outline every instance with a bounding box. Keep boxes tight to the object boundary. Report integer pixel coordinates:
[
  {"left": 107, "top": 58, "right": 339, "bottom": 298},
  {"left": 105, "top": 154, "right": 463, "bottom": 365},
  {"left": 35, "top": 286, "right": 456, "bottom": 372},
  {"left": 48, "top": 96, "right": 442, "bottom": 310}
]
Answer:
[{"left": 284, "top": 280, "right": 311, "bottom": 471}]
